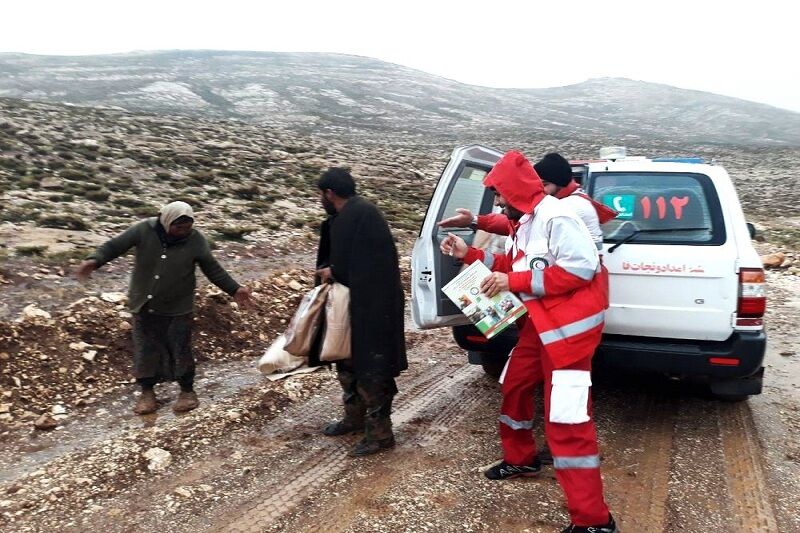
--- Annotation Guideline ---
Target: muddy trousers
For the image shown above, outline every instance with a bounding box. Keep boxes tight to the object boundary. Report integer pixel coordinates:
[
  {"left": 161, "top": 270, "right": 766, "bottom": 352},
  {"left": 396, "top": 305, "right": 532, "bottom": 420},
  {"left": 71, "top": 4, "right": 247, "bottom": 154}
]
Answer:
[
  {"left": 336, "top": 361, "right": 397, "bottom": 441},
  {"left": 132, "top": 310, "right": 195, "bottom": 391},
  {"left": 499, "top": 319, "right": 610, "bottom": 526},
  {"left": 137, "top": 372, "right": 194, "bottom": 392}
]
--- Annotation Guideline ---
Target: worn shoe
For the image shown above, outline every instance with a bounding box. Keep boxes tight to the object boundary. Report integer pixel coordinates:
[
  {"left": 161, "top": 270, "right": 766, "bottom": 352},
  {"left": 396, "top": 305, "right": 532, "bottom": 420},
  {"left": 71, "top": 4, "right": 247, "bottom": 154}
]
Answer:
[
  {"left": 323, "top": 420, "right": 365, "bottom": 436},
  {"left": 484, "top": 457, "right": 542, "bottom": 480},
  {"left": 133, "top": 389, "right": 158, "bottom": 415},
  {"left": 173, "top": 391, "right": 199, "bottom": 413},
  {"left": 350, "top": 435, "right": 396, "bottom": 457},
  {"left": 561, "top": 514, "right": 619, "bottom": 533}
]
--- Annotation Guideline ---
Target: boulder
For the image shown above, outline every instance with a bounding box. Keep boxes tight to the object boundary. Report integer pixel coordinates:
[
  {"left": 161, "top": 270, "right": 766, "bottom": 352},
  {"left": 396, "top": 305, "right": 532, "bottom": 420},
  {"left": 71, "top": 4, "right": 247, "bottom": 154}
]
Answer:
[
  {"left": 100, "top": 292, "right": 127, "bottom": 304},
  {"left": 21, "top": 304, "right": 52, "bottom": 323},
  {"left": 143, "top": 447, "right": 173, "bottom": 472},
  {"left": 34, "top": 414, "right": 58, "bottom": 430},
  {"left": 761, "top": 252, "right": 785, "bottom": 268}
]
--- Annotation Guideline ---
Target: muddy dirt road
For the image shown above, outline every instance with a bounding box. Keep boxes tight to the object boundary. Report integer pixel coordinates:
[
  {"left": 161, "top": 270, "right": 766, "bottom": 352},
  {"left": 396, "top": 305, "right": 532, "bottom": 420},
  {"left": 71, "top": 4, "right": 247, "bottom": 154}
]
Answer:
[{"left": 2, "top": 269, "right": 799, "bottom": 532}]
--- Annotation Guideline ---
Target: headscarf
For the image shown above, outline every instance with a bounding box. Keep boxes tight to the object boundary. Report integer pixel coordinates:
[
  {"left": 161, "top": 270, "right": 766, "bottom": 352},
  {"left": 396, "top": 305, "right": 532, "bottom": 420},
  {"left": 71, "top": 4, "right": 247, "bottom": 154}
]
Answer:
[{"left": 159, "top": 201, "right": 194, "bottom": 229}]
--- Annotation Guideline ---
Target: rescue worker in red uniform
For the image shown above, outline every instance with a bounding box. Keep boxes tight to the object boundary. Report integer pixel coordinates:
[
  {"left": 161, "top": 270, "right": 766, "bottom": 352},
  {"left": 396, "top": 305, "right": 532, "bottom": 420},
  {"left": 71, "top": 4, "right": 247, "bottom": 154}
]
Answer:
[
  {"left": 439, "top": 152, "right": 616, "bottom": 249},
  {"left": 441, "top": 151, "right": 618, "bottom": 533}
]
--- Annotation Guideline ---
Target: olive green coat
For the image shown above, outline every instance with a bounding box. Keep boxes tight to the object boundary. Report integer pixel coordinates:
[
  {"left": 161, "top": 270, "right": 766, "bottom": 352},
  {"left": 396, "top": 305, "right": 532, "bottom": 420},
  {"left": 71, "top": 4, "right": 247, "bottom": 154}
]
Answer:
[{"left": 88, "top": 218, "right": 240, "bottom": 315}]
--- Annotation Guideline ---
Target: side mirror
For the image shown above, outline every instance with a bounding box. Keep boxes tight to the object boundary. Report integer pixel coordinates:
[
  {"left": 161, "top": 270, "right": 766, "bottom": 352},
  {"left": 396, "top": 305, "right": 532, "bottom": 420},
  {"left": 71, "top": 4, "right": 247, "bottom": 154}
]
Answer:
[{"left": 746, "top": 222, "right": 756, "bottom": 240}]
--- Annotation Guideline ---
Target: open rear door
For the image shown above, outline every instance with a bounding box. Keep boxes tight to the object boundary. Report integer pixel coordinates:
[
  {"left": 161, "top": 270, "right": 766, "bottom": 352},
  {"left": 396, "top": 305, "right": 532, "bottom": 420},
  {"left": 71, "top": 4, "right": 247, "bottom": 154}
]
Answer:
[{"left": 411, "top": 144, "right": 502, "bottom": 329}]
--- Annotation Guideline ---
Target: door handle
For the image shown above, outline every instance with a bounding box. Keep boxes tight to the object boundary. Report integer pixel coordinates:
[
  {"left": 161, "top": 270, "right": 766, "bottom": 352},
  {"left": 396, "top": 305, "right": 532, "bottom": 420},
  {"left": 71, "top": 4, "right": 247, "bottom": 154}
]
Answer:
[{"left": 418, "top": 270, "right": 432, "bottom": 283}]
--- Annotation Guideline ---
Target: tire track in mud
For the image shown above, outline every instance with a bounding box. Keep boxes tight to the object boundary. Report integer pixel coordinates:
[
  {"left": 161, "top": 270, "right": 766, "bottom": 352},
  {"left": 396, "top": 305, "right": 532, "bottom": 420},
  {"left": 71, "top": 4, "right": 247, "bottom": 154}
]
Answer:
[
  {"left": 718, "top": 401, "right": 779, "bottom": 532},
  {"left": 605, "top": 391, "right": 676, "bottom": 533},
  {"left": 215, "top": 363, "right": 487, "bottom": 532},
  {"left": 257, "top": 358, "right": 456, "bottom": 439},
  {"left": 298, "top": 371, "right": 494, "bottom": 532}
]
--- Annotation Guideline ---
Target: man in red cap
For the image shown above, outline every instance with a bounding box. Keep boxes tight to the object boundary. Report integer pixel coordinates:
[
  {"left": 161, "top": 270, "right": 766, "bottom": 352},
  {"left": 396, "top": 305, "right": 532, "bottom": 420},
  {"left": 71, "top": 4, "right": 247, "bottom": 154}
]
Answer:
[{"left": 441, "top": 151, "right": 617, "bottom": 533}]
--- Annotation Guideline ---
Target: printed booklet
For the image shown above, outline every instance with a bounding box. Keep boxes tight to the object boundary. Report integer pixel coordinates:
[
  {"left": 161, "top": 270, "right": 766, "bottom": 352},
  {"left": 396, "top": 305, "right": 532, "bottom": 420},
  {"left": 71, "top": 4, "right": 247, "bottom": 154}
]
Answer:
[{"left": 441, "top": 261, "right": 527, "bottom": 339}]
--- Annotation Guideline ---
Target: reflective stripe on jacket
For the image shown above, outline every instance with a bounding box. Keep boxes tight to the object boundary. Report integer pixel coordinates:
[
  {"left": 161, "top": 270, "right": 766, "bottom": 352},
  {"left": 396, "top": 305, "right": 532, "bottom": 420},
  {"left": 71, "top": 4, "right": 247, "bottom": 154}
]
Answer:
[{"left": 465, "top": 196, "right": 608, "bottom": 368}]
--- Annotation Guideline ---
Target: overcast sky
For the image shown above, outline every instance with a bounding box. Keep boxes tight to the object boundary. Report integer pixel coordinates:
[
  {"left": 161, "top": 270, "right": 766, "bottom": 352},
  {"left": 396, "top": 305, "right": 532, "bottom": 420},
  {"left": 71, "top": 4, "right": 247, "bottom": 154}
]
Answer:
[{"left": 3, "top": 0, "right": 798, "bottom": 112}]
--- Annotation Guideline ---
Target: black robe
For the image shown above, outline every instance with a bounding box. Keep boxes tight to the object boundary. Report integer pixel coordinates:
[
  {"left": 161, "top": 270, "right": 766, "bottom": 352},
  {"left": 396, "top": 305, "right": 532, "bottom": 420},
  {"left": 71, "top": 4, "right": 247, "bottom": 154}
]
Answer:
[{"left": 312, "top": 196, "right": 407, "bottom": 379}]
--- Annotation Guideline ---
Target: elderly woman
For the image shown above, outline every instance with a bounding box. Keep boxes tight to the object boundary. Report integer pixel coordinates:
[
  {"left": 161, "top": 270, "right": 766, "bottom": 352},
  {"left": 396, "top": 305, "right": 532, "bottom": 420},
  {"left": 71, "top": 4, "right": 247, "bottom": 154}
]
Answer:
[{"left": 76, "top": 201, "right": 251, "bottom": 415}]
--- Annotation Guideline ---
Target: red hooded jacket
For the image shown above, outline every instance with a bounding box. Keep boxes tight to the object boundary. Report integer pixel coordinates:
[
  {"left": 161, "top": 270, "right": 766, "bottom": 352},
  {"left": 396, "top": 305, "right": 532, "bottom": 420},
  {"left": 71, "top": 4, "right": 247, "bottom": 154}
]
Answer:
[{"left": 464, "top": 151, "right": 608, "bottom": 368}]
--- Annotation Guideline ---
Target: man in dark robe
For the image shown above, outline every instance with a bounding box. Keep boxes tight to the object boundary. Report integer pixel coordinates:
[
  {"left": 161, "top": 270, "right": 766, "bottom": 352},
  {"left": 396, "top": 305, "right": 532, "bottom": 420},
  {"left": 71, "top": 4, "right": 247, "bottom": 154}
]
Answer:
[{"left": 313, "top": 168, "right": 407, "bottom": 456}]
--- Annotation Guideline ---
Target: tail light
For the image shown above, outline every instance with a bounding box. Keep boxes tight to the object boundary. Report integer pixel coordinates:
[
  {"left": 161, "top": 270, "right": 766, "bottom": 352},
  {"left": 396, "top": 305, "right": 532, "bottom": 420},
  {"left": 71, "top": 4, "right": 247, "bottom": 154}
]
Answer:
[
  {"left": 736, "top": 268, "right": 766, "bottom": 326},
  {"left": 709, "top": 357, "right": 740, "bottom": 366}
]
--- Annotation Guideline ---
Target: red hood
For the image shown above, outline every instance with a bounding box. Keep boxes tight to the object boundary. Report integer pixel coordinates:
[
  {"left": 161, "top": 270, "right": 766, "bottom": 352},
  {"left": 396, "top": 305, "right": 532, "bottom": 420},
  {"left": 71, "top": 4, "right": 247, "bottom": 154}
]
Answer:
[{"left": 483, "top": 151, "right": 546, "bottom": 213}]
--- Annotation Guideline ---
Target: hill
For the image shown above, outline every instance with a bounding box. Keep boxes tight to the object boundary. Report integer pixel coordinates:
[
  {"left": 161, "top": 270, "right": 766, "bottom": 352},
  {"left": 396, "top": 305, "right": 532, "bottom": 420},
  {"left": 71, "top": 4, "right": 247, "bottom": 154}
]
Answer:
[{"left": 1, "top": 51, "right": 798, "bottom": 146}]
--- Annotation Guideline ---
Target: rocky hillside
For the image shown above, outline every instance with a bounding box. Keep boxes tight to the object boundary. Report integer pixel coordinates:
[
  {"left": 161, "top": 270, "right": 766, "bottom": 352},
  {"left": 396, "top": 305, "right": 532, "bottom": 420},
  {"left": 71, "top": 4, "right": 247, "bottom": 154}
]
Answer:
[
  {"left": 1, "top": 51, "right": 799, "bottom": 146},
  {"left": 0, "top": 97, "right": 437, "bottom": 254},
  {"left": 1, "top": 95, "right": 799, "bottom": 260}
]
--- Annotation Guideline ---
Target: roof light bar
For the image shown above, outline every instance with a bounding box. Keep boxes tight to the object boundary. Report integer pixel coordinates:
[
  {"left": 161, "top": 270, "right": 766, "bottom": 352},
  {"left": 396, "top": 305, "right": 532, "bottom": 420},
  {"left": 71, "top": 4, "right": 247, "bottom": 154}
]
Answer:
[{"left": 651, "top": 157, "right": 706, "bottom": 164}]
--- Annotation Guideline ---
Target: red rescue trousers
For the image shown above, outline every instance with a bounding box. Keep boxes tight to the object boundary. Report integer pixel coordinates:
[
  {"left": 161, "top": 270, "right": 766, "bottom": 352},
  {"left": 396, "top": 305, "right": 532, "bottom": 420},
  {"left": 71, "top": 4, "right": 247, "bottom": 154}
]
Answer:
[{"left": 499, "top": 318, "right": 610, "bottom": 526}]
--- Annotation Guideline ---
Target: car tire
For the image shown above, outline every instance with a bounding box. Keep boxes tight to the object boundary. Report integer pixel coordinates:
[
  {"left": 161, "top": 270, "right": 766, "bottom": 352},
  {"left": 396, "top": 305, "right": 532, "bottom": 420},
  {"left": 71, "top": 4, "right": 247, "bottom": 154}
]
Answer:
[{"left": 481, "top": 359, "right": 507, "bottom": 379}]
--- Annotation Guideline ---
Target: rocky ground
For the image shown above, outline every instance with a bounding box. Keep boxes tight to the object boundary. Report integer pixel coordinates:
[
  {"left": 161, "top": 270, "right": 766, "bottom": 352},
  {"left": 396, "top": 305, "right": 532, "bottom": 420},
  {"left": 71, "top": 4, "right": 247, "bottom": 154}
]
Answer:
[
  {"left": 0, "top": 259, "right": 797, "bottom": 533},
  {"left": 1, "top": 96, "right": 800, "bottom": 532}
]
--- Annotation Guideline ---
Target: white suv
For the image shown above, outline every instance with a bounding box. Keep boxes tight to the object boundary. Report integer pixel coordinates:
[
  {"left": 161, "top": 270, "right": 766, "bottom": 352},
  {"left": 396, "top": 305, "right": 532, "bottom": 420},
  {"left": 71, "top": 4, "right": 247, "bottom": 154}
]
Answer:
[{"left": 411, "top": 145, "right": 767, "bottom": 400}]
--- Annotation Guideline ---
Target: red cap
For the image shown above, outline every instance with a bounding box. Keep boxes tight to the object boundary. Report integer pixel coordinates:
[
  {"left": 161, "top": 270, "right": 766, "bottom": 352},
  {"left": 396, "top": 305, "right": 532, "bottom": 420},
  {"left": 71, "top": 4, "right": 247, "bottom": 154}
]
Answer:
[{"left": 483, "top": 151, "right": 546, "bottom": 213}]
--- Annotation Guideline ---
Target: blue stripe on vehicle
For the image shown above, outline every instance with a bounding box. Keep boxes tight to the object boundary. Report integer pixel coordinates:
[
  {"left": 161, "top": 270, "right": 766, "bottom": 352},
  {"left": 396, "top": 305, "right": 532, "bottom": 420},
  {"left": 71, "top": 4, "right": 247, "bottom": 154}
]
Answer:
[
  {"left": 499, "top": 414, "right": 534, "bottom": 430},
  {"left": 540, "top": 311, "right": 605, "bottom": 345},
  {"left": 553, "top": 454, "right": 601, "bottom": 469}
]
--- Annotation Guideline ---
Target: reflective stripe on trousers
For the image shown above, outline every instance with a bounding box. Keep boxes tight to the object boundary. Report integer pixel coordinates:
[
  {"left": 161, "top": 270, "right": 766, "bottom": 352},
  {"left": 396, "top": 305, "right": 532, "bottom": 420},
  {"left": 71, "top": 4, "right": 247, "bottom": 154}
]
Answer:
[
  {"left": 500, "top": 320, "right": 611, "bottom": 525},
  {"left": 499, "top": 414, "right": 534, "bottom": 430},
  {"left": 553, "top": 454, "right": 601, "bottom": 469}
]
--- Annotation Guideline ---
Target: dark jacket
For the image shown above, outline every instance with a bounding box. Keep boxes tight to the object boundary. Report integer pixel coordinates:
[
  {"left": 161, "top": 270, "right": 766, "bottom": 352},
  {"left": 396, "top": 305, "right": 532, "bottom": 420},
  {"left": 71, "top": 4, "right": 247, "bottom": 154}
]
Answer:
[
  {"left": 88, "top": 218, "right": 240, "bottom": 315},
  {"left": 313, "top": 196, "right": 407, "bottom": 378}
]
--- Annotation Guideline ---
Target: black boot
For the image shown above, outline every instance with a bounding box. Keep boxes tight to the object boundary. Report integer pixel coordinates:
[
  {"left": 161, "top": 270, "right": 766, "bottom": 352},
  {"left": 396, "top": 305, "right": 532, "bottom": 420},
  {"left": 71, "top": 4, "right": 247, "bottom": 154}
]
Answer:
[
  {"left": 323, "top": 419, "right": 365, "bottom": 436},
  {"left": 326, "top": 365, "right": 366, "bottom": 436},
  {"left": 350, "top": 435, "right": 396, "bottom": 456},
  {"left": 484, "top": 457, "right": 542, "bottom": 480},
  {"left": 561, "top": 514, "right": 619, "bottom": 533},
  {"left": 350, "top": 398, "right": 394, "bottom": 456},
  {"left": 322, "top": 403, "right": 365, "bottom": 436}
]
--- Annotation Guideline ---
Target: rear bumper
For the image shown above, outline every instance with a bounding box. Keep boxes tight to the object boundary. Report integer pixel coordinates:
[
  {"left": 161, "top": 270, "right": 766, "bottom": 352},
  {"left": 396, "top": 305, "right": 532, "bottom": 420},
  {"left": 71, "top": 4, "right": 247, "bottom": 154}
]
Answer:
[
  {"left": 595, "top": 331, "right": 766, "bottom": 381},
  {"left": 454, "top": 324, "right": 518, "bottom": 362},
  {"left": 454, "top": 324, "right": 766, "bottom": 382}
]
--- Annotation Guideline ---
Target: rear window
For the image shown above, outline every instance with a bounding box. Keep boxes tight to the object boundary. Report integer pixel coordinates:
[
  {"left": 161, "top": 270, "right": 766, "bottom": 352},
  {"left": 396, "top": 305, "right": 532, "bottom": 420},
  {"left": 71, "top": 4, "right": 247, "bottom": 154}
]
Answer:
[{"left": 589, "top": 172, "right": 726, "bottom": 245}]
